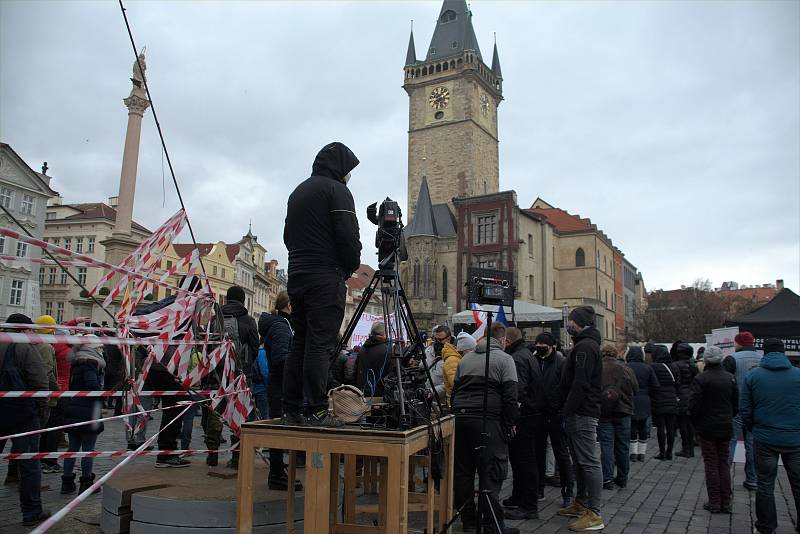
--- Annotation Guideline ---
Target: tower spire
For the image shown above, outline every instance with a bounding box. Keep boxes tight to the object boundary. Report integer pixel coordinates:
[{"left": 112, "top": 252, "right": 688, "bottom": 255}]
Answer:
[
  {"left": 426, "top": 0, "right": 482, "bottom": 61},
  {"left": 491, "top": 36, "right": 502, "bottom": 80},
  {"left": 405, "top": 21, "right": 417, "bottom": 65}
]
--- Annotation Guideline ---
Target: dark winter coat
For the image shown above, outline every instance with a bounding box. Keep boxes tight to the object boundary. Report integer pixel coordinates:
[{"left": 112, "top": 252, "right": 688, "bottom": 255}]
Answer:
[
  {"left": 0, "top": 342, "right": 48, "bottom": 429},
  {"left": 524, "top": 343, "right": 566, "bottom": 415},
  {"left": 674, "top": 343, "right": 698, "bottom": 416},
  {"left": 283, "top": 142, "right": 362, "bottom": 279},
  {"left": 63, "top": 347, "right": 105, "bottom": 435},
  {"left": 103, "top": 344, "right": 125, "bottom": 390},
  {"left": 222, "top": 300, "right": 260, "bottom": 381},
  {"left": 560, "top": 327, "right": 603, "bottom": 418},
  {"left": 600, "top": 356, "right": 639, "bottom": 417},
  {"left": 740, "top": 352, "right": 800, "bottom": 448},
  {"left": 257, "top": 311, "right": 293, "bottom": 390},
  {"left": 626, "top": 347, "right": 660, "bottom": 420},
  {"left": 688, "top": 362, "right": 737, "bottom": 440},
  {"left": 356, "top": 336, "right": 389, "bottom": 397},
  {"left": 649, "top": 346, "right": 680, "bottom": 416},
  {"left": 329, "top": 350, "right": 358, "bottom": 388},
  {"left": 506, "top": 339, "right": 536, "bottom": 418}
]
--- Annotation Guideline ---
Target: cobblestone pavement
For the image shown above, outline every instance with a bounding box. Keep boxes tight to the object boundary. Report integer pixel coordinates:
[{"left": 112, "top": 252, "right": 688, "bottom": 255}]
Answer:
[{"left": 1, "top": 410, "right": 797, "bottom": 534}]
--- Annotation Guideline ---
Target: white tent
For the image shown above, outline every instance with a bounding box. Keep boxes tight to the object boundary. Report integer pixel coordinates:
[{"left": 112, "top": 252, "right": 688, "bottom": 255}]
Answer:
[{"left": 452, "top": 300, "right": 563, "bottom": 325}]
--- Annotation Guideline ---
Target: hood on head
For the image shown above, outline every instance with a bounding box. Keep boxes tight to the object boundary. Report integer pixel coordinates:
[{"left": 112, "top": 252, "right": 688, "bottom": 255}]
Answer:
[
  {"left": 626, "top": 346, "right": 644, "bottom": 362},
  {"left": 653, "top": 345, "right": 672, "bottom": 363},
  {"left": 760, "top": 352, "right": 792, "bottom": 371},
  {"left": 574, "top": 326, "right": 602, "bottom": 345},
  {"left": 675, "top": 342, "right": 693, "bottom": 360},
  {"left": 311, "top": 142, "right": 359, "bottom": 182}
]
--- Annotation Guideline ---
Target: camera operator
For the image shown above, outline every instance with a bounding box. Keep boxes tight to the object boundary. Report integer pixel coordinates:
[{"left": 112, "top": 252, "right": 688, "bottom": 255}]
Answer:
[
  {"left": 283, "top": 141, "right": 362, "bottom": 427},
  {"left": 451, "top": 322, "right": 520, "bottom": 534}
]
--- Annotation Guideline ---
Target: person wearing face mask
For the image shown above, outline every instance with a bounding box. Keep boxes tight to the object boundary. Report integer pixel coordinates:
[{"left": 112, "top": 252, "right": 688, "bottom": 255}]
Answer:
[
  {"left": 523, "top": 332, "right": 574, "bottom": 509},
  {"left": 557, "top": 306, "right": 605, "bottom": 532},
  {"left": 445, "top": 332, "right": 476, "bottom": 402},
  {"left": 283, "top": 142, "right": 362, "bottom": 427},
  {"left": 428, "top": 325, "right": 456, "bottom": 402}
]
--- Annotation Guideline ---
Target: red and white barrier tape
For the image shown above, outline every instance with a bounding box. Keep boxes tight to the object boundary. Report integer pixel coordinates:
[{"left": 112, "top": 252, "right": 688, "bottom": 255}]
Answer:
[
  {"left": 30, "top": 402, "right": 193, "bottom": 534},
  {"left": 0, "top": 389, "right": 215, "bottom": 398},
  {"left": 0, "top": 331, "right": 226, "bottom": 347},
  {"left": 1, "top": 447, "right": 236, "bottom": 461}
]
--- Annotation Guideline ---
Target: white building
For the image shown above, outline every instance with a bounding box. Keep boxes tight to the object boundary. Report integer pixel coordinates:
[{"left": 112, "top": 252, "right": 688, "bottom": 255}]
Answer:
[{"left": 0, "top": 144, "right": 58, "bottom": 320}]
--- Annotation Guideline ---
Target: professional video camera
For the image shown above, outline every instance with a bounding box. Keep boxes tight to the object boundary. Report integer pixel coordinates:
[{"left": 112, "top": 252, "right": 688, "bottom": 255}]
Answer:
[
  {"left": 465, "top": 267, "right": 515, "bottom": 307},
  {"left": 381, "top": 364, "right": 433, "bottom": 429},
  {"left": 367, "top": 198, "right": 407, "bottom": 269}
]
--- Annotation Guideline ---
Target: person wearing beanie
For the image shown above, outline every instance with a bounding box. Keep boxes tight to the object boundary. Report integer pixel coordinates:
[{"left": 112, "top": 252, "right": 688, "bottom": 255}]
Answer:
[
  {"left": 524, "top": 330, "right": 574, "bottom": 509},
  {"left": 445, "top": 332, "right": 475, "bottom": 402},
  {"left": 673, "top": 342, "right": 698, "bottom": 458},
  {"left": 283, "top": 142, "right": 361, "bottom": 429},
  {"left": 643, "top": 342, "right": 656, "bottom": 364},
  {"left": 0, "top": 315, "right": 51, "bottom": 525},
  {"left": 597, "top": 343, "right": 638, "bottom": 490},
  {"left": 727, "top": 331, "right": 762, "bottom": 490},
  {"left": 689, "top": 345, "right": 738, "bottom": 514},
  {"left": 626, "top": 346, "right": 660, "bottom": 462},
  {"left": 558, "top": 306, "right": 605, "bottom": 531},
  {"left": 740, "top": 338, "right": 800, "bottom": 533},
  {"left": 218, "top": 284, "right": 259, "bottom": 469},
  {"left": 61, "top": 337, "right": 106, "bottom": 495},
  {"left": 33, "top": 315, "right": 61, "bottom": 474}
]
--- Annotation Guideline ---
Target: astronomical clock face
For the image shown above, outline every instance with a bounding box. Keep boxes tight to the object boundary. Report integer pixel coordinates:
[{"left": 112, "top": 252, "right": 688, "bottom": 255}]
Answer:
[
  {"left": 428, "top": 86, "right": 450, "bottom": 110},
  {"left": 480, "top": 94, "right": 490, "bottom": 115}
]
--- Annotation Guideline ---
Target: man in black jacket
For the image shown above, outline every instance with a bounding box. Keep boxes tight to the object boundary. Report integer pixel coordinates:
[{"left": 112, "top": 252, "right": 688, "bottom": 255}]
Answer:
[
  {"left": 558, "top": 306, "right": 605, "bottom": 532},
  {"left": 528, "top": 332, "right": 574, "bottom": 508},
  {"left": 689, "top": 346, "right": 738, "bottom": 513},
  {"left": 283, "top": 142, "right": 362, "bottom": 427},
  {"left": 504, "top": 327, "right": 539, "bottom": 520},
  {"left": 451, "top": 322, "right": 519, "bottom": 534},
  {"left": 355, "top": 322, "right": 388, "bottom": 397}
]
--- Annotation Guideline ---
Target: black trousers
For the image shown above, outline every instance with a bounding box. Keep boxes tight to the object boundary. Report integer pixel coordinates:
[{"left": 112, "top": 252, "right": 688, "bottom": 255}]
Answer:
[
  {"left": 283, "top": 274, "right": 345, "bottom": 413},
  {"left": 40, "top": 404, "right": 62, "bottom": 467},
  {"left": 268, "top": 386, "right": 285, "bottom": 477},
  {"left": 653, "top": 414, "right": 676, "bottom": 456},
  {"left": 509, "top": 417, "right": 538, "bottom": 511},
  {"left": 454, "top": 417, "right": 509, "bottom": 531},
  {"left": 532, "top": 413, "right": 574, "bottom": 500},
  {"left": 156, "top": 396, "right": 181, "bottom": 461},
  {"left": 676, "top": 414, "right": 694, "bottom": 453}
]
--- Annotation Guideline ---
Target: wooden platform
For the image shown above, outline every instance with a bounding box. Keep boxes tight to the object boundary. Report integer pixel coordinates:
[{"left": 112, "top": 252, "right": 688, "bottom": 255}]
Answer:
[
  {"left": 102, "top": 460, "right": 304, "bottom": 533},
  {"left": 236, "top": 416, "right": 455, "bottom": 534}
]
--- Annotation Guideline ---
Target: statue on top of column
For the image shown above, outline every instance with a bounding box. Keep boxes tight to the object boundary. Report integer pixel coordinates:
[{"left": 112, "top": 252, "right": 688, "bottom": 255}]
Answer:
[{"left": 131, "top": 50, "right": 146, "bottom": 87}]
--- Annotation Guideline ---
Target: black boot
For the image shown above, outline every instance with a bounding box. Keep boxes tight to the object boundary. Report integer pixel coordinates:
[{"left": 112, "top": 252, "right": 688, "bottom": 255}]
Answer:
[
  {"left": 226, "top": 451, "right": 239, "bottom": 469},
  {"left": 79, "top": 473, "right": 99, "bottom": 494},
  {"left": 60, "top": 473, "right": 76, "bottom": 494},
  {"left": 206, "top": 452, "right": 218, "bottom": 467}
]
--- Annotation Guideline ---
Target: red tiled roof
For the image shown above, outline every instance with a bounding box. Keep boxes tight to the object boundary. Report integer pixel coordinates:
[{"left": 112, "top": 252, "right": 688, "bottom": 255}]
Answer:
[
  {"left": 526, "top": 206, "right": 593, "bottom": 233},
  {"left": 225, "top": 244, "right": 240, "bottom": 263},
  {"left": 172, "top": 243, "right": 215, "bottom": 259},
  {"left": 346, "top": 264, "right": 376, "bottom": 290},
  {"left": 719, "top": 287, "right": 778, "bottom": 304},
  {"left": 63, "top": 203, "right": 151, "bottom": 233}
]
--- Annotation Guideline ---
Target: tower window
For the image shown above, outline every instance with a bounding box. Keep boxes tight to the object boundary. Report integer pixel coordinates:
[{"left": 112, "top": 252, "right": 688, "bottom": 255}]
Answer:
[
  {"left": 440, "top": 10, "right": 457, "bottom": 23},
  {"left": 451, "top": 41, "right": 458, "bottom": 49},
  {"left": 434, "top": 111, "right": 444, "bottom": 120},
  {"left": 476, "top": 214, "right": 497, "bottom": 244},
  {"left": 575, "top": 248, "right": 585, "bottom": 267},
  {"left": 429, "top": 48, "right": 436, "bottom": 57}
]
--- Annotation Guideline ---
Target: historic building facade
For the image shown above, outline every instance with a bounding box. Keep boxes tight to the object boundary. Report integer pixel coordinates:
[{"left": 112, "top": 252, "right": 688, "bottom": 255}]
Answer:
[{"left": 0, "top": 144, "right": 58, "bottom": 320}]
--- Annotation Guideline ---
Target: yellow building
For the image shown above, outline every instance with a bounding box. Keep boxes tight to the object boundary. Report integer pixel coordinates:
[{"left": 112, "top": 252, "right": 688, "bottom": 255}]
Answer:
[{"left": 161, "top": 242, "right": 235, "bottom": 306}]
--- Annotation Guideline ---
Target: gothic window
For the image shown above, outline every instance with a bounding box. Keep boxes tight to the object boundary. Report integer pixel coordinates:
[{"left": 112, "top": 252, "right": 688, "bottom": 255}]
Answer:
[
  {"left": 423, "top": 259, "right": 431, "bottom": 295},
  {"left": 413, "top": 260, "right": 420, "bottom": 295},
  {"left": 440, "top": 9, "right": 457, "bottom": 23},
  {"left": 529, "top": 275, "right": 535, "bottom": 298},
  {"left": 575, "top": 248, "right": 585, "bottom": 267},
  {"left": 476, "top": 214, "right": 497, "bottom": 244},
  {"left": 442, "top": 268, "right": 448, "bottom": 304},
  {"left": 527, "top": 234, "right": 533, "bottom": 256}
]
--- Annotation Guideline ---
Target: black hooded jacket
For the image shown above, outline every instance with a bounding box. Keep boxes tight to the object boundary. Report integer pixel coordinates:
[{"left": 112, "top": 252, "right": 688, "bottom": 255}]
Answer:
[
  {"left": 625, "top": 346, "right": 660, "bottom": 419},
  {"left": 650, "top": 345, "right": 680, "bottom": 416},
  {"left": 258, "top": 311, "right": 293, "bottom": 390},
  {"left": 673, "top": 342, "right": 698, "bottom": 415},
  {"left": 560, "top": 327, "right": 603, "bottom": 418},
  {"left": 523, "top": 341, "right": 566, "bottom": 415},
  {"left": 284, "top": 142, "right": 362, "bottom": 279}
]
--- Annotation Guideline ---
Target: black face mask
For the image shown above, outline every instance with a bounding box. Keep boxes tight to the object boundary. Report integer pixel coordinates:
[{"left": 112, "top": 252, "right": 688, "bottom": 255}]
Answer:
[
  {"left": 534, "top": 345, "right": 551, "bottom": 358},
  {"left": 433, "top": 341, "right": 444, "bottom": 356}
]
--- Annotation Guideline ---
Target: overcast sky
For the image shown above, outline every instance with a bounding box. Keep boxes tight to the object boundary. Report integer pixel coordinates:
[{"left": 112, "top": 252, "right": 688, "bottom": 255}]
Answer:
[{"left": 2, "top": 0, "right": 798, "bottom": 293}]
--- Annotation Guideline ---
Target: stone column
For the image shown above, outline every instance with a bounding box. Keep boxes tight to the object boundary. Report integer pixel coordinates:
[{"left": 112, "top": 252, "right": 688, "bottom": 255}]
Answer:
[{"left": 114, "top": 92, "right": 149, "bottom": 236}]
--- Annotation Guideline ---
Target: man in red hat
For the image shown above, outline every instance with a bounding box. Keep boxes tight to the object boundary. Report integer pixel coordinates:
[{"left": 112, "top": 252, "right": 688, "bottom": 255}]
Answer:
[{"left": 727, "top": 331, "right": 761, "bottom": 491}]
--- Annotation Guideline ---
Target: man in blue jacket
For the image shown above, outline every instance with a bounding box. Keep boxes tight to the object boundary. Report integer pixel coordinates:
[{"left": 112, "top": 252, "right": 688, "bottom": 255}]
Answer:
[{"left": 740, "top": 338, "right": 800, "bottom": 534}]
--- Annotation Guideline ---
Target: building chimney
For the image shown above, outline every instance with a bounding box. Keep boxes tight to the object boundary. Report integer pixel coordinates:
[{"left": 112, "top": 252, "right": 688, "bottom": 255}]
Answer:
[{"left": 777, "top": 279, "right": 784, "bottom": 290}]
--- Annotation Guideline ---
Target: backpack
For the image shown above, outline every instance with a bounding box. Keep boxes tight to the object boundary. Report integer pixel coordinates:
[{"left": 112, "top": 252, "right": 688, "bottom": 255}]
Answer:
[
  {"left": 224, "top": 315, "right": 249, "bottom": 376},
  {"left": 0, "top": 344, "right": 37, "bottom": 431}
]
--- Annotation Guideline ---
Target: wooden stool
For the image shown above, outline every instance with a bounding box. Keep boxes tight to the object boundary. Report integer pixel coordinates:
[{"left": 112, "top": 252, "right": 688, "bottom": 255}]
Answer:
[{"left": 236, "top": 416, "right": 455, "bottom": 534}]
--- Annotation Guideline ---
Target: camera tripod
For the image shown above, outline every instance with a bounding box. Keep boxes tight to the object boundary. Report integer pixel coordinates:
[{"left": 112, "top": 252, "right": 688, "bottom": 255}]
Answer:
[{"left": 334, "top": 248, "right": 444, "bottom": 427}]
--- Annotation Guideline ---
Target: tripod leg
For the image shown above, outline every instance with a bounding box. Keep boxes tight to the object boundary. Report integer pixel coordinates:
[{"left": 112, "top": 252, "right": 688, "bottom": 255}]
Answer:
[{"left": 335, "top": 274, "right": 381, "bottom": 355}]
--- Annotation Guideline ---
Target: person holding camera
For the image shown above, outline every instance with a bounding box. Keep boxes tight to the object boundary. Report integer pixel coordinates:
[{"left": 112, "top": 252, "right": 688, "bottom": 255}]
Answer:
[
  {"left": 451, "top": 322, "right": 520, "bottom": 534},
  {"left": 283, "top": 141, "right": 361, "bottom": 427}
]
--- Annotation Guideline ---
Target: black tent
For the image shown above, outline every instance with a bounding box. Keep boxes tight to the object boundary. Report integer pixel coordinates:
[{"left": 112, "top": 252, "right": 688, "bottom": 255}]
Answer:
[{"left": 725, "top": 288, "right": 800, "bottom": 354}]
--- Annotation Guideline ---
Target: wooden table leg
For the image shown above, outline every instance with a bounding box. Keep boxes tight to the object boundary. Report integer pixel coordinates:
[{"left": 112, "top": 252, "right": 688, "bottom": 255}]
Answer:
[
  {"left": 306, "top": 449, "right": 331, "bottom": 534},
  {"left": 330, "top": 453, "right": 341, "bottom": 527},
  {"left": 385, "top": 447, "right": 410, "bottom": 534},
  {"left": 344, "top": 455, "right": 357, "bottom": 523},
  {"left": 378, "top": 457, "right": 388, "bottom": 529},
  {"left": 236, "top": 433, "right": 255, "bottom": 534},
  {"left": 287, "top": 451, "right": 296, "bottom": 534},
  {"left": 426, "top": 452, "right": 435, "bottom": 534}
]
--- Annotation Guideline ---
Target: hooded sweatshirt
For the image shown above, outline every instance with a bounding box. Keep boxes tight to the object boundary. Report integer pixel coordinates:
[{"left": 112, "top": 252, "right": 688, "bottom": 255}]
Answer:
[
  {"left": 258, "top": 311, "right": 293, "bottom": 390},
  {"left": 283, "top": 142, "right": 362, "bottom": 279},
  {"left": 560, "top": 326, "right": 603, "bottom": 418},
  {"left": 740, "top": 352, "right": 800, "bottom": 448},
  {"left": 650, "top": 346, "right": 680, "bottom": 415},
  {"left": 626, "top": 347, "right": 660, "bottom": 420}
]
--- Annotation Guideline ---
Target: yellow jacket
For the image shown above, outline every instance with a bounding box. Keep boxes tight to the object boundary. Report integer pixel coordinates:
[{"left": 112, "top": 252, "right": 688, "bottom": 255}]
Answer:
[{"left": 442, "top": 343, "right": 462, "bottom": 402}]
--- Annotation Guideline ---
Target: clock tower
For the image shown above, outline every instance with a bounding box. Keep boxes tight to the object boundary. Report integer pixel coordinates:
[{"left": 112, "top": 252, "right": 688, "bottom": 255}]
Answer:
[{"left": 403, "top": 0, "right": 503, "bottom": 222}]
